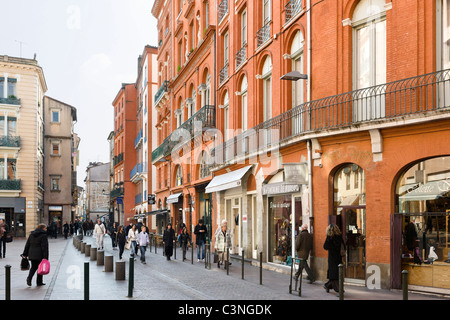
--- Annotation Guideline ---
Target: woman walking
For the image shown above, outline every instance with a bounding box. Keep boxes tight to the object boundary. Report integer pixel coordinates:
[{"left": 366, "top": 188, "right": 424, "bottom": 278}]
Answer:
[
  {"left": 163, "top": 223, "right": 175, "bottom": 261},
  {"left": 110, "top": 222, "right": 118, "bottom": 250},
  {"left": 137, "top": 226, "right": 150, "bottom": 264},
  {"left": 215, "top": 220, "right": 232, "bottom": 269},
  {"left": 127, "top": 224, "right": 138, "bottom": 260},
  {"left": 180, "top": 227, "right": 191, "bottom": 261},
  {"left": 0, "top": 219, "right": 9, "bottom": 258},
  {"left": 116, "top": 225, "right": 127, "bottom": 261},
  {"left": 323, "top": 224, "right": 345, "bottom": 293},
  {"left": 22, "top": 224, "right": 49, "bottom": 287}
]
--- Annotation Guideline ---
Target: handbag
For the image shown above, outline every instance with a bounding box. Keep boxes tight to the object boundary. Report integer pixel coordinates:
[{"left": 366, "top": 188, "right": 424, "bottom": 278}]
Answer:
[
  {"left": 5, "top": 234, "right": 13, "bottom": 243},
  {"left": 125, "top": 240, "right": 131, "bottom": 250},
  {"left": 213, "top": 251, "right": 219, "bottom": 263},
  {"left": 20, "top": 255, "right": 30, "bottom": 271},
  {"left": 37, "top": 259, "right": 50, "bottom": 275}
]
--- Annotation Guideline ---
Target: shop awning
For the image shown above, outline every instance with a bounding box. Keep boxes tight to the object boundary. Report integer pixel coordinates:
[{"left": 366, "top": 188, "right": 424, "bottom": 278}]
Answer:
[
  {"left": 167, "top": 193, "right": 183, "bottom": 204},
  {"left": 146, "top": 209, "right": 170, "bottom": 216},
  {"left": 400, "top": 180, "right": 450, "bottom": 201},
  {"left": 206, "top": 165, "right": 252, "bottom": 193}
]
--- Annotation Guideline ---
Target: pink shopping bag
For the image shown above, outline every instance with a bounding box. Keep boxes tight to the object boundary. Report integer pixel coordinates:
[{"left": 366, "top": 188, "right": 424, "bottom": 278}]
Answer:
[{"left": 37, "top": 259, "right": 50, "bottom": 275}]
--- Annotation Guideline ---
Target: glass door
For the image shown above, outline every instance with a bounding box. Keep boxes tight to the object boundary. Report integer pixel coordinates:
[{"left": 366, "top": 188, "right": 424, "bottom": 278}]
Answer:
[{"left": 341, "top": 207, "right": 366, "bottom": 280}]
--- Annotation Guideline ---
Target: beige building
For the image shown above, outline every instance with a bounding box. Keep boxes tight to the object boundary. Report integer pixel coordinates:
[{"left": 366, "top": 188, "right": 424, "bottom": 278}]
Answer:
[
  {"left": 85, "top": 162, "right": 110, "bottom": 222},
  {"left": 0, "top": 55, "right": 47, "bottom": 237},
  {"left": 43, "top": 96, "right": 78, "bottom": 234}
]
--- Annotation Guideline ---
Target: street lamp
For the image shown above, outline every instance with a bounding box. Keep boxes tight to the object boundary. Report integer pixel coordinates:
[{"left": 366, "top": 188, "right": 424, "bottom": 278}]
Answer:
[{"left": 280, "top": 71, "right": 308, "bottom": 81}]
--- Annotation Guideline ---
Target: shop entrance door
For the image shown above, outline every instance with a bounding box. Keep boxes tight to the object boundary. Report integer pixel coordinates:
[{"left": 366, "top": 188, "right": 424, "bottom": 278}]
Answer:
[
  {"left": 232, "top": 207, "right": 240, "bottom": 254},
  {"left": 340, "top": 206, "right": 366, "bottom": 281},
  {"left": 14, "top": 212, "right": 25, "bottom": 237}
]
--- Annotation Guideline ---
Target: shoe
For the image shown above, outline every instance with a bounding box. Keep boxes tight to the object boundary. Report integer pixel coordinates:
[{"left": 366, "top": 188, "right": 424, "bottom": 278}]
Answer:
[
  {"left": 27, "top": 279, "right": 31, "bottom": 287},
  {"left": 37, "top": 283, "right": 46, "bottom": 286},
  {"left": 197, "top": 259, "right": 200, "bottom": 262},
  {"left": 323, "top": 284, "right": 330, "bottom": 293}
]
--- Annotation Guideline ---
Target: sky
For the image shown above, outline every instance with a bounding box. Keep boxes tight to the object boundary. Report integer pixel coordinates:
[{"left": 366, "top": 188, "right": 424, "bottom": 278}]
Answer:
[{"left": 0, "top": 0, "right": 157, "bottom": 187}]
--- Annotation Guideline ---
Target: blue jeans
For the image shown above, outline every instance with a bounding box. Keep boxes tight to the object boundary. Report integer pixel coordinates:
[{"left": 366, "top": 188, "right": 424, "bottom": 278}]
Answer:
[
  {"left": 130, "top": 241, "right": 137, "bottom": 258},
  {"left": 197, "top": 240, "right": 205, "bottom": 260},
  {"left": 139, "top": 245, "right": 147, "bottom": 262}
]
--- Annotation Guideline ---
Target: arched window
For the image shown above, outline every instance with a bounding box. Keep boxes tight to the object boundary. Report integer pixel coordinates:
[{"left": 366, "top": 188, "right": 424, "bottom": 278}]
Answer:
[
  {"left": 199, "top": 152, "right": 211, "bottom": 179},
  {"left": 240, "top": 75, "right": 248, "bottom": 131},
  {"left": 262, "top": 56, "right": 272, "bottom": 122},
  {"left": 291, "top": 31, "right": 304, "bottom": 108},
  {"left": 223, "top": 91, "right": 230, "bottom": 140}
]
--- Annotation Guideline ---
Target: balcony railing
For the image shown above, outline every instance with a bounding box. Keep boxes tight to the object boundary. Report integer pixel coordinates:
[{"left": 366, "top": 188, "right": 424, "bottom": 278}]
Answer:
[
  {"left": 135, "top": 129, "right": 143, "bottom": 148},
  {"left": 257, "top": 23, "right": 271, "bottom": 49},
  {"left": 285, "top": 0, "right": 303, "bottom": 24},
  {"left": 152, "top": 105, "right": 216, "bottom": 163},
  {"left": 110, "top": 187, "right": 124, "bottom": 198},
  {"left": 155, "top": 81, "right": 169, "bottom": 106},
  {"left": 236, "top": 45, "right": 247, "bottom": 69},
  {"left": 0, "top": 97, "right": 21, "bottom": 106},
  {"left": 218, "top": 0, "right": 229, "bottom": 23},
  {"left": 0, "top": 135, "right": 20, "bottom": 148},
  {"left": 130, "top": 162, "right": 147, "bottom": 180},
  {"left": 213, "top": 69, "right": 450, "bottom": 164},
  {"left": 113, "top": 153, "right": 124, "bottom": 166},
  {"left": 0, "top": 179, "right": 21, "bottom": 191},
  {"left": 220, "top": 64, "right": 228, "bottom": 85}
]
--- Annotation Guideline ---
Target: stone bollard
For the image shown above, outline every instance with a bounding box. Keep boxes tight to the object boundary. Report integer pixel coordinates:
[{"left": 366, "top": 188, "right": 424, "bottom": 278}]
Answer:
[
  {"left": 90, "top": 247, "right": 97, "bottom": 261},
  {"left": 81, "top": 242, "right": 86, "bottom": 254},
  {"left": 116, "top": 261, "right": 126, "bottom": 280},
  {"left": 105, "top": 256, "right": 114, "bottom": 272},
  {"left": 85, "top": 244, "right": 91, "bottom": 257},
  {"left": 97, "top": 250, "right": 105, "bottom": 266}
]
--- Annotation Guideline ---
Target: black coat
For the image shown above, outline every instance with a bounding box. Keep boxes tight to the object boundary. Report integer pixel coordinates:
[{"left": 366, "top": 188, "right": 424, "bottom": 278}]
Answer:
[
  {"left": 23, "top": 229, "right": 49, "bottom": 261},
  {"left": 163, "top": 228, "right": 175, "bottom": 245},
  {"left": 117, "top": 231, "right": 127, "bottom": 245},
  {"left": 180, "top": 232, "right": 191, "bottom": 246},
  {"left": 323, "top": 235, "right": 344, "bottom": 280},
  {"left": 194, "top": 224, "right": 207, "bottom": 244}
]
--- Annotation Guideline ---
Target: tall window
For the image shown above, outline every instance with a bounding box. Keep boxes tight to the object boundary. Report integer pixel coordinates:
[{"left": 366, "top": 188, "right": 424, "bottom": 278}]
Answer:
[
  {"left": 263, "top": 0, "right": 271, "bottom": 25},
  {"left": 0, "top": 78, "right": 4, "bottom": 98},
  {"left": 241, "top": 76, "right": 248, "bottom": 131},
  {"left": 51, "top": 177, "right": 61, "bottom": 191},
  {"left": 291, "top": 31, "right": 304, "bottom": 108},
  {"left": 223, "top": 91, "right": 230, "bottom": 140},
  {"left": 224, "top": 32, "right": 229, "bottom": 66},
  {"left": 241, "top": 9, "right": 247, "bottom": 46},
  {"left": 262, "top": 56, "right": 272, "bottom": 122},
  {"left": 443, "top": 0, "right": 450, "bottom": 69},
  {"left": 7, "top": 159, "right": 17, "bottom": 180},
  {"left": 7, "top": 78, "right": 17, "bottom": 98},
  {"left": 7, "top": 117, "right": 16, "bottom": 136},
  {"left": 175, "top": 165, "right": 183, "bottom": 187},
  {"left": 353, "top": 0, "right": 386, "bottom": 121}
]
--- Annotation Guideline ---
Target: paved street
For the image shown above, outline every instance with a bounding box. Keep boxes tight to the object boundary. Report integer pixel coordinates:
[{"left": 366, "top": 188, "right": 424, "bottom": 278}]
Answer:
[{"left": 0, "top": 234, "right": 448, "bottom": 303}]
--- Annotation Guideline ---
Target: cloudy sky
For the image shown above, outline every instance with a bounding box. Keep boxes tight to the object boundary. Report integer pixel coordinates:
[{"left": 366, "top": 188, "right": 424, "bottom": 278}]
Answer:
[{"left": 0, "top": 0, "right": 157, "bottom": 186}]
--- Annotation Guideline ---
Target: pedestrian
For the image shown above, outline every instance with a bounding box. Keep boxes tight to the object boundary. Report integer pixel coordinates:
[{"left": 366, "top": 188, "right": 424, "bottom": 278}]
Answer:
[
  {"left": 69, "top": 221, "right": 74, "bottom": 236},
  {"left": 323, "top": 224, "right": 345, "bottom": 293},
  {"left": 194, "top": 219, "right": 207, "bottom": 262},
  {"left": 63, "top": 221, "right": 69, "bottom": 239},
  {"left": 50, "top": 221, "right": 57, "bottom": 239},
  {"left": 22, "top": 224, "right": 49, "bottom": 287},
  {"left": 94, "top": 219, "right": 106, "bottom": 250},
  {"left": 0, "top": 218, "right": 9, "bottom": 258},
  {"left": 134, "top": 219, "right": 144, "bottom": 256},
  {"left": 294, "top": 223, "right": 315, "bottom": 283},
  {"left": 127, "top": 224, "right": 138, "bottom": 260},
  {"left": 214, "top": 220, "right": 232, "bottom": 269},
  {"left": 180, "top": 226, "right": 192, "bottom": 261},
  {"left": 163, "top": 223, "right": 175, "bottom": 261},
  {"left": 110, "top": 222, "right": 118, "bottom": 250},
  {"left": 137, "top": 226, "right": 150, "bottom": 264},
  {"left": 116, "top": 225, "right": 127, "bottom": 260}
]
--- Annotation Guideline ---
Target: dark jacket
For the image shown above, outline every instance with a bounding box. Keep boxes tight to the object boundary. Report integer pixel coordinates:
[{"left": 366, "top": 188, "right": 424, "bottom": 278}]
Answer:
[
  {"left": 163, "top": 228, "right": 175, "bottom": 246},
  {"left": 23, "top": 228, "right": 49, "bottom": 261},
  {"left": 117, "top": 230, "right": 127, "bottom": 245},
  {"left": 323, "top": 235, "right": 344, "bottom": 280},
  {"left": 194, "top": 224, "right": 207, "bottom": 244},
  {"left": 180, "top": 232, "right": 191, "bottom": 246},
  {"left": 295, "top": 230, "right": 313, "bottom": 260}
]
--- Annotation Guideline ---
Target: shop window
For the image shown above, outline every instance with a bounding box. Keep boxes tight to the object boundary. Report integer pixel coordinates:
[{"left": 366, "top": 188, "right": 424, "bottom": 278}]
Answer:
[
  {"left": 396, "top": 156, "right": 450, "bottom": 274},
  {"left": 175, "top": 165, "right": 183, "bottom": 187}
]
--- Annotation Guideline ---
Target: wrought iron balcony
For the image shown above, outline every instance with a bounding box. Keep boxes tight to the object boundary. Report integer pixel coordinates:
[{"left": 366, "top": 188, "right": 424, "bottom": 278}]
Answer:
[
  {"left": 0, "top": 97, "right": 21, "bottom": 106},
  {"left": 110, "top": 187, "right": 124, "bottom": 198},
  {"left": 213, "top": 69, "right": 450, "bottom": 165},
  {"left": 218, "top": 0, "right": 229, "bottom": 23},
  {"left": 0, "top": 135, "right": 20, "bottom": 148},
  {"left": 257, "top": 23, "right": 271, "bottom": 49},
  {"left": 155, "top": 81, "right": 169, "bottom": 106},
  {"left": 220, "top": 64, "right": 228, "bottom": 85},
  {"left": 113, "top": 153, "right": 124, "bottom": 167},
  {"left": 135, "top": 129, "right": 143, "bottom": 148},
  {"left": 130, "top": 162, "right": 147, "bottom": 180},
  {"left": 0, "top": 179, "right": 21, "bottom": 191},
  {"left": 152, "top": 105, "right": 216, "bottom": 164},
  {"left": 285, "top": 0, "right": 303, "bottom": 24},
  {"left": 236, "top": 45, "right": 247, "bottom": 69}
]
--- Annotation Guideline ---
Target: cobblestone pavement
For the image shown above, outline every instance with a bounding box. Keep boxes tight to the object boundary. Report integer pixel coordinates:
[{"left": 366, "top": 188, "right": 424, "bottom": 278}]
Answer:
[{"left": 0, "top": 234, "right": 449, "bottom": 303}]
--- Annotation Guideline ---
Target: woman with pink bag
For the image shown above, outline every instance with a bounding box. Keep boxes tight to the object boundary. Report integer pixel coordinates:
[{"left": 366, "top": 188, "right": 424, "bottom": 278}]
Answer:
[{"left": 22, "top": 224, "right": 49, "bottom": 287}]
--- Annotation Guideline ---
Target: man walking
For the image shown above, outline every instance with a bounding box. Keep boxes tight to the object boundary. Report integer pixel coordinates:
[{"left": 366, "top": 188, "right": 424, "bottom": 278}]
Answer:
[
  {"left": 94, "top": 219, "right": 106, "bottom": 250},
  {"left": 295, "top": 223, "right": 315, "bottom": 283},
  {"left": 194, "top": 219, "right": 207, "bottom": 262}
]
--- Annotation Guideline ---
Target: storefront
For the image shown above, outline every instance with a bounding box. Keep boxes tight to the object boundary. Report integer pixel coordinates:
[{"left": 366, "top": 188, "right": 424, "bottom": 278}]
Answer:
[
  {"left": 394, "top": 156, "right": 450, "bottom": 292},
  {"left": 263, "top": 163, "right": 309, "bottom": 267},
  {"left": 0, "top": 197, "right": 26, "bottom": 237}
]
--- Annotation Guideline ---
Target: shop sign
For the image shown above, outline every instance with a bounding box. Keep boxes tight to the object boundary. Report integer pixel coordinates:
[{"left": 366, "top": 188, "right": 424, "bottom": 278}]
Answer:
[
  {"left": 262, "top": 182, "right": 300, "bottom": 195},
  {"left": 49, "top": 206, "right": 63, "bottom": 211},
  {"left": 283, "top": 163, "right": 308, "bottom": 184}
]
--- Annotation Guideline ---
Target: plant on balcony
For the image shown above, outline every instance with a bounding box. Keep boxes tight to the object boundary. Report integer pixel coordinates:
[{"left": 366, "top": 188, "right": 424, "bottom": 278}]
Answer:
[
  {"left": 8, "top": 95, "right": 17, "bottom": 100},
  {"left": 177, "top": 65, "right": 181, "bottom": 72}
]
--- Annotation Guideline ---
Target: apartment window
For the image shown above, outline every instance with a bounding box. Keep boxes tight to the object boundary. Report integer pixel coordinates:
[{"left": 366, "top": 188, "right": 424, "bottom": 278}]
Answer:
[
  {"left": 51, "top": 110, "right": 60, "bottom": 123},
  {"left": 7, "top": 117, "right": 17, "bottom": 136},
  {"left": 241, "top": 9, "right": 247, "bottom": 46},
  {"left": 175, "top": 165, "right": 183, "bottom": 187},
  {"left": 223, "top": 91, "right": 230, "bottom": 140},
  {"left": 0, "top": 78, "right": 4, "bottom": 99},
  {"left": 262, "top": 56, "right": 272, "bottom": 122},
  {"left": 443, "top": 0, "right": 450, "bottom": 69},
  {"left": 263, "top": 0, "right": 271, "bottom": 25},
  {"left": 51, "top": 142, "right": 60, "bottom": 156},
  {"left": 51, "top": 176, "right": 61, "bottom": 191},
  {"left": 241, "top": 76, "right": 248, "bottom": 131},
  {"left": 224, "top": 32, "right": 229, "bottom": 66},
  {"left": 353, "top": 0, "right": 386, "bottom": 120},
  {"left": 205, "top": 1, "right": 210, "bottom": 29},
  {"left": 7, "top": 78, "right": 17, "bottom": 98},
  {"left": 7, "top": 159, "right": 17, "bottom": 180}
]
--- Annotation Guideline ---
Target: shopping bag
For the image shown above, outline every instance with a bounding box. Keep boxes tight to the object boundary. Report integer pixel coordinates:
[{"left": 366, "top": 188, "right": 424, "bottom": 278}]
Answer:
[
  {"left": 125, "top": 240, "right": 131, "bottom": 250},
  {"left": 37, "top": 259, "right": 50, "bottom": 275},
  {"left": 20, "top": 255, "right": 30, "bottom": 271}
]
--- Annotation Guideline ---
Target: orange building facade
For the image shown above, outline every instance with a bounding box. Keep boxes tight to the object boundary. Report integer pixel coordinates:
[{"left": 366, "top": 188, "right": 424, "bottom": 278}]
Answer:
[{"left": 150, "top": 0, "right": 450, "bottom": 293}]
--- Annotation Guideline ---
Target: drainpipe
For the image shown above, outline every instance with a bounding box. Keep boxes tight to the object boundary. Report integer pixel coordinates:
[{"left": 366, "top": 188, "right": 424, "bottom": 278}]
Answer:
[
  {"left": 307, "top": 0, "right": 313, "bottom": 233},
  {"left": 307, "top": 140, "right": 313, "bottom": 234}
]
